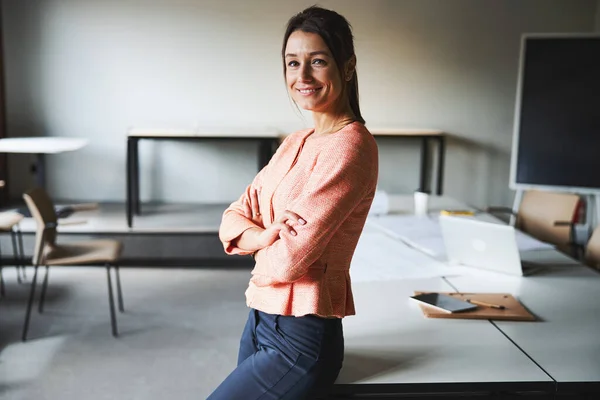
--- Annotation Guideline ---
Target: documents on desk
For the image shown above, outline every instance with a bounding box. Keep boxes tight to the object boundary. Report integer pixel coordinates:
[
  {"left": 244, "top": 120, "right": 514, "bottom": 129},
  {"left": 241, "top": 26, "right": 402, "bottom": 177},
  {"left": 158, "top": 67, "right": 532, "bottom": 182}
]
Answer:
[
  {"left": 366, "top": 215, "right": 446, "bottom": 258},
  {"left": 513, "top": 230, "right": 555, "bottom": 251},
  {"left": 350, "top": 229, "right": 452, "bottom": 282},
  {"left": 368, "top": 189, "right": 390, "bottom": 215},
  {"left": 367, "top": 215, "right": 555, "bottom": 260}
]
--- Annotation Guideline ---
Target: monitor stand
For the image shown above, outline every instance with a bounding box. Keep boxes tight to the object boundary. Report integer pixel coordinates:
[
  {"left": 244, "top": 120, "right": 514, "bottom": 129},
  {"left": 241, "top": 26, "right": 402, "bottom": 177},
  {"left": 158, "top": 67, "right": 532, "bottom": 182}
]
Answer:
[{"left": 510, "top": 190, "right": 524, "bottom": 227}]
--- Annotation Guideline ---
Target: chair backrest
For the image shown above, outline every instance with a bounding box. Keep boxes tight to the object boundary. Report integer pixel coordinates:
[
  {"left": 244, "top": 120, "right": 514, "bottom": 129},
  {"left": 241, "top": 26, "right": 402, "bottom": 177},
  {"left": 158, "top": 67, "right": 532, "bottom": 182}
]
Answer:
[
  {"left": 585, "top": 226, "right": 600, "bottom": 269},
  {"left": 517, "top": 190, "right": 580, "bottom": 248},
  {"left": 23, "top": 188, "right": 57, "bottom": 266}
]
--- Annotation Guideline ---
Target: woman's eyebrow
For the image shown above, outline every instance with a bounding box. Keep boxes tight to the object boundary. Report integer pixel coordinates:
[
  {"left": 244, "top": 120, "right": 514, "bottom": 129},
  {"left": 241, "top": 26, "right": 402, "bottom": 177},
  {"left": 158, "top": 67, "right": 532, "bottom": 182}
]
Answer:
[{"left": 285, "top": 50, "right": 331, "bottom": 58}]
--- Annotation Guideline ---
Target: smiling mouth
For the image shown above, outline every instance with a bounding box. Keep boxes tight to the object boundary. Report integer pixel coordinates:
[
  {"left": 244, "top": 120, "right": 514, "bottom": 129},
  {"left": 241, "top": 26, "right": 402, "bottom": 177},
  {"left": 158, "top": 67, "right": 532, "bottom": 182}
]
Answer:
[{"left": 297, "top": 88, "right": 322, "bottom": 95}]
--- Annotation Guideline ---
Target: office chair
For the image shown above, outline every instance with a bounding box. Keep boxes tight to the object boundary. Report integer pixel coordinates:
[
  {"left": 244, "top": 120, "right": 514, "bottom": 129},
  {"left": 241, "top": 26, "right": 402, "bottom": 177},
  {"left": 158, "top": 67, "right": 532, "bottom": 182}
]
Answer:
[
  {"left": 0, "top": 211, "right": 26, "bottom": 296},
  {"left": 21, "top": 188, "right": 124, "bottom": 341},
  {"left": 585, "top": 225, "right": 600, "bottom": 269},
  {"left": 488, "top": 190, "right": 581, "bottom": 258}
]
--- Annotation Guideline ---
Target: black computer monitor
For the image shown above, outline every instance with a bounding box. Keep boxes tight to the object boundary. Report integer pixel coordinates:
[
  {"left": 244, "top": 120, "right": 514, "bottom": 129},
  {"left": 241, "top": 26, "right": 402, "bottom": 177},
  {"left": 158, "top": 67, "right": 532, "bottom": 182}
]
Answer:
[{"left": 510, "top": 34, "right": 600, "bottom": 194}]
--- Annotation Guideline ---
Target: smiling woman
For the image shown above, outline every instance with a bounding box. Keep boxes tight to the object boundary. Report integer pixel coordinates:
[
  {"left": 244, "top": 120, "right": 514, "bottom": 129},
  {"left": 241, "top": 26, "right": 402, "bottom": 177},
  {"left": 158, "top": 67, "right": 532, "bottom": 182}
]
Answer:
[
  {"left": 284, "top": 32, "right": 349, "bottom": 116},
  {"left": 282, "top": 6, "right": 365, "bottom": 136},
  {"left": 209, "top": 6, "right": 379, "bottom": 400}
]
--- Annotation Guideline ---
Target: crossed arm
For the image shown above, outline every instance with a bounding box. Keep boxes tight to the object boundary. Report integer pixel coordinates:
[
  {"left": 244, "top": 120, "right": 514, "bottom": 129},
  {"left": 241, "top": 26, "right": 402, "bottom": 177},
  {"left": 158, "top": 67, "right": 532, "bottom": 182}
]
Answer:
[{"left": 219, "top": 139, "right": 376, "bottom": 286}]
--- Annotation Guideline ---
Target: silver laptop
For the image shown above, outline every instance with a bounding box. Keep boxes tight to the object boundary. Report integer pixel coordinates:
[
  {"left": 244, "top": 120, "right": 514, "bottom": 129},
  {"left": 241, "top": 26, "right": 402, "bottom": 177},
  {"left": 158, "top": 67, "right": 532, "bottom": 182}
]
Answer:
[{"left": 438, "top": 215, "right": 541, "bottom": 276}]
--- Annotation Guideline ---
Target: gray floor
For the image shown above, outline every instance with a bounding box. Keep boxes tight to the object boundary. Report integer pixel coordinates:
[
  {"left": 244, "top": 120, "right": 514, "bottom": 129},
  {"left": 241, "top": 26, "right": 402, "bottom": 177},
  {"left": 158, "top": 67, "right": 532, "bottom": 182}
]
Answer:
[{"left": 0, "top": 266, "right": 252, "bottom": 399}]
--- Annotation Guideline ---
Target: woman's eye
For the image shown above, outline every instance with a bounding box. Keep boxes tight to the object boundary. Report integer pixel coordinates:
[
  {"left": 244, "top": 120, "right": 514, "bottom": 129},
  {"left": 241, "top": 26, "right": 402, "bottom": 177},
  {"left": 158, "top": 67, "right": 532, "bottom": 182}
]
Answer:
[
  {"left": 312, "top": 59, "right": 326, "bottom": 66},
  {"left": 287, "top": 60, "right": 299, "bottom": 67}
]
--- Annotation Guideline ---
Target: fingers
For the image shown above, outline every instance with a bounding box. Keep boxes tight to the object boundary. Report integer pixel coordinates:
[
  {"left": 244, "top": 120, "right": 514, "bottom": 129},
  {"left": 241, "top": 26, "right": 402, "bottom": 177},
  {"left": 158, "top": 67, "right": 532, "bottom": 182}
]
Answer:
[
  {"left": 258, "top": 211, "right": 305, "bottom": 248},
  {"left": 275, "top": 211, "right": 307, "bottom": 237},
  {"left": 278, "top": 210, "right": 306, "bottom": 227},
  {"left": 243, "top": 187, "right": 262, "bottom": 221},
  {"left": 275, "top": 221, "right": 297, "bottom": 236},
  {"left": 250, "top": 187, "right": 260, "bottom": 217},
  {"left": 243, "top": 198, "right": 252, "bottom": 219}
]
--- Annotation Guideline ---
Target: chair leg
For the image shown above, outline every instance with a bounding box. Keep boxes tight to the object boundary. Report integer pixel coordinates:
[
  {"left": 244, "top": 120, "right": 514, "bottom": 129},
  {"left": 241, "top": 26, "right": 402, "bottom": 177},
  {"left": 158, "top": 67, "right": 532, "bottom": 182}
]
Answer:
[
  {"left": 10, "top": 230, "right": 22, "bottom": 283},
  {"left": 115, "top": 266, "right": 124, "bottom": 312},
  {"left": 39, "top": 266, "right": 50, "bottom": 313},
  {"left": 0, "top": 240, "right": 6, "bottom": 296},
  {"left": 0, "top": 266, "right": 4, "bottom": 297},
  {"left": 0, "top": 241, "right": 6, "bottom": 289},
  {"left": 22, "top": 265, "right": 40, "bottom": 342},
  {"left": 17, "top": 227, "right": 26, "bottom": 282},
  {"left": 106, "top": 265, "right": 118, "bottom": 337},
  {"left": 15, "top": 259, "right": 24, "bottom": 284},
  {"left": 10, "top": 228, "right": 18, "bottom": 263}
]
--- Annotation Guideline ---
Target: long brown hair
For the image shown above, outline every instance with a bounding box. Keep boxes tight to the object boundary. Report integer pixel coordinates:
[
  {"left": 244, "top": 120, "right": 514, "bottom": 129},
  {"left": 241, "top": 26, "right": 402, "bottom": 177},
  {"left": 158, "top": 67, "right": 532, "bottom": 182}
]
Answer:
[{"left": 282, "top": 6, "right": 365, "bottom": 124}]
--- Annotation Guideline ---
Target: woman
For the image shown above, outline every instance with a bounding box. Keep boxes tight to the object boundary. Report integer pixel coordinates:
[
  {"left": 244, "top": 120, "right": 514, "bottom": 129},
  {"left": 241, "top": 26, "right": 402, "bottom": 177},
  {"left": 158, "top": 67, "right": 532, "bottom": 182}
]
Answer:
[{"left": 209, "top": 6, "right": 378, "bottom": 399}]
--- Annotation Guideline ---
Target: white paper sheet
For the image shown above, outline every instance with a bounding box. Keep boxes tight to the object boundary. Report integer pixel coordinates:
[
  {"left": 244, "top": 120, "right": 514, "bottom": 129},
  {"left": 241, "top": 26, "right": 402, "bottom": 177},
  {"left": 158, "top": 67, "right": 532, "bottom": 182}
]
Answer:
[
  {"left": 513, "top": 230, "right": 555, "bottom": 251},
  {"left": 350, "top": 229, "right": 454, "bottom": 282},
  {"left": 367, "top": 215, "right": 447, "bottom": 257},
  {"left": 367, "top": 214, "right": 555, "bottom": 260},
  {"left": 368, "top": 190, "right": 390, "bottom": 215}
]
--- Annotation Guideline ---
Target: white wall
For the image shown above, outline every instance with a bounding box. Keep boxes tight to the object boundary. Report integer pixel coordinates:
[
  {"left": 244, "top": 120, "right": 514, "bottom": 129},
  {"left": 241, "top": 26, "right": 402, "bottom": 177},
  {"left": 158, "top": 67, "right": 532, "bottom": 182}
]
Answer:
[{"left": 3, "top": 0, "right": 597, "bottom": 207}]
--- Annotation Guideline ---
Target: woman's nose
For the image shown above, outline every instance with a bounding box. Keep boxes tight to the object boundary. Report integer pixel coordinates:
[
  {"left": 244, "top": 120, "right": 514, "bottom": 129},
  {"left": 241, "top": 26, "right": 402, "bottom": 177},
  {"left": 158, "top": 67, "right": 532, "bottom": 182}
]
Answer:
[{"left": 299, "top": 64, "right": 312, "bottom": 81}]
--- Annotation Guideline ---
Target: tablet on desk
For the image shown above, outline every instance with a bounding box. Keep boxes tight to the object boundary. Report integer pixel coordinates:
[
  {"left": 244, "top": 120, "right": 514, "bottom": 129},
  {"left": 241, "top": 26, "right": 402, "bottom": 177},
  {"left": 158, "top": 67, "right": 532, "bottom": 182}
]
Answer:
[{"left": 410, "top": 293, "right": 477, "bottom": 313}]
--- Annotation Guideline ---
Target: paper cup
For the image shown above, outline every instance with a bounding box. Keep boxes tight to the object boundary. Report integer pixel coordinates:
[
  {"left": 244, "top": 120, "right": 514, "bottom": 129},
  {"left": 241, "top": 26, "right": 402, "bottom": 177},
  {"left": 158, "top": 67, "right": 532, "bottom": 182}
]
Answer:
[{"left": 414, "top": 191, "right": 429, "bottom": 216}]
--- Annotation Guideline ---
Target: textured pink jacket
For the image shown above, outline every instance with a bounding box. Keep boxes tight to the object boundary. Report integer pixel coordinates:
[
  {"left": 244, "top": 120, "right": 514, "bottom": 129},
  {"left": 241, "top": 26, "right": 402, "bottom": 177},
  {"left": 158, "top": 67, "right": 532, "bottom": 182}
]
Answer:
[{"left": 219, "top": 122, "right": 379, "bottom": 318}]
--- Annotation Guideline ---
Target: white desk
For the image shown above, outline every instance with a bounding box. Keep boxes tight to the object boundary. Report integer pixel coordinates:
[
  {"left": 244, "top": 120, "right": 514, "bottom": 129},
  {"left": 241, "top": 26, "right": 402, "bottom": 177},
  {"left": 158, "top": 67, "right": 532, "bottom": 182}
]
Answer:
[
  {"left": 333, "top": 278, "right": 553, "bottom": 397},
  {"left": 338, "top": 194, "right": 599, "bottom": 397},
  {"left": 0, "top": 137, "right": 88, "bottom": 188},
  {"left": 446, "top": 256, "right": 600, "bottom": 395},
  {"left": 127, "top": 127, "right": 282, "bottom": 139},
  {"left": 385, "top": 194, "right": 476, "bottom": 215},
  {"left": 126, "top": 128, "right": 282, "bottom": 228}
]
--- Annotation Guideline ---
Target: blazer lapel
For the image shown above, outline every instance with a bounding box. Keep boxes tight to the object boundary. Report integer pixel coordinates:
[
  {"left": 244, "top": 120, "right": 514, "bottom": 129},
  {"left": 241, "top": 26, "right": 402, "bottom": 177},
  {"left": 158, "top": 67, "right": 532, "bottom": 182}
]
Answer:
[{"left": 262, "top": 128, "right": 314, "bottom": 226}]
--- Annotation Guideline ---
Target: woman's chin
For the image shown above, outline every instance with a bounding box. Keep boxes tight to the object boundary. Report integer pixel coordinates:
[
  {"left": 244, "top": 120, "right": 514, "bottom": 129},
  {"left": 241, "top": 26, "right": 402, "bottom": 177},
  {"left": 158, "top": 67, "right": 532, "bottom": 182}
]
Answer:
[{"left": 294, "top": 101, "right": 323, "bottom": 112}]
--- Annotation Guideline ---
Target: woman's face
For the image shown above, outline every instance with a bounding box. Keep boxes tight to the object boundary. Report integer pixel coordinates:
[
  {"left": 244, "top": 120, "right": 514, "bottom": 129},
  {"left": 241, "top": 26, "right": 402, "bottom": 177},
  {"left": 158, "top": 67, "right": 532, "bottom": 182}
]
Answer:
[{"left": 284, "top": 30, "right": 345, "bottom": 113}]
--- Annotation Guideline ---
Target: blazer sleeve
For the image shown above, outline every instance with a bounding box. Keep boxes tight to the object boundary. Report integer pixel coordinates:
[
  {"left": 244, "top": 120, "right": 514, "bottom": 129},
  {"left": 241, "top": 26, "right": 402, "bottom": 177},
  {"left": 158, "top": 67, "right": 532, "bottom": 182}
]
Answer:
[
  {"left": 218, "top": 135, "right": 288, "bottom": 255},
  {"left": 252, "top": 136, "right": 377, "bottom": 286},
  {"left": 218, "top": 180, "right": 265, "bottom": 256}
]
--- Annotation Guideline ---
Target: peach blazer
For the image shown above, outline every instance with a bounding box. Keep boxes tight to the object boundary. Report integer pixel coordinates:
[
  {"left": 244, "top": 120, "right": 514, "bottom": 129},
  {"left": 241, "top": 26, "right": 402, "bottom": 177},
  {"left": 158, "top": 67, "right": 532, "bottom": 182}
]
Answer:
[{"left": 219, "top": 122, "right": 379, "bottom": 318}]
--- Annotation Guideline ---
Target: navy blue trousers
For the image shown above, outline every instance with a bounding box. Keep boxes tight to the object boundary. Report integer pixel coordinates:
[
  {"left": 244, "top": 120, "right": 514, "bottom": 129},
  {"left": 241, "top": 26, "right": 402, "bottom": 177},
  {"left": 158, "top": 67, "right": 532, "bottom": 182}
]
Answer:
[{"left": 207, "top": 309, "right": 344, "bottom": 399}]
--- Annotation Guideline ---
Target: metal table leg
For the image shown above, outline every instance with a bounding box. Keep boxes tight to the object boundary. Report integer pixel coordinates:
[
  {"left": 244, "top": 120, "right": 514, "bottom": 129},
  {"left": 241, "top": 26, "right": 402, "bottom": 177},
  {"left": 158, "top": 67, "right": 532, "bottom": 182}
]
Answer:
[
  {"left": 34, "top": 153, "right": 46, "bottom": 188},
  {"left": 436, "top": 136, "right": 446, "bottom": 195},
  {"left": 132, "top": 138, "right": 140, "bottom": 215},
  {"left": 419, "top": 137, "right": 430, "bottom": 193},
  {"left": 126, "top": 138, "right": 133, "bottom": 228},
  {"left": 257, "top": 139, "right": 277, "bottom": 171}
]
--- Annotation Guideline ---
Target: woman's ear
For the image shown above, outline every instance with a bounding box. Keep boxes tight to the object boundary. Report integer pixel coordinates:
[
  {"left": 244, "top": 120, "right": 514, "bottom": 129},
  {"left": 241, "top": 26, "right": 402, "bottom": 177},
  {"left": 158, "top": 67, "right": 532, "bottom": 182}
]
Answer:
[{"left": 344, "top": 55, "right": 357, "bottom": 81}]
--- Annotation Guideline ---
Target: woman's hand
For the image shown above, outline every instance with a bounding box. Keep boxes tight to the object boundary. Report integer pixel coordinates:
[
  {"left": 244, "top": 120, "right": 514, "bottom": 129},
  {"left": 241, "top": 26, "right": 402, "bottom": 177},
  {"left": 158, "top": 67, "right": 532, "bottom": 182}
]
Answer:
[
  {"left": 243, "top": 186, "right": 263, "bottom": 227},
  {"left": 255, "top": 210, "right": 307, "bottom": 249}
]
